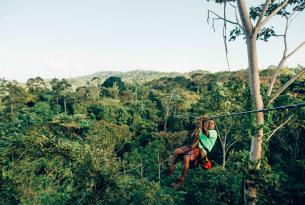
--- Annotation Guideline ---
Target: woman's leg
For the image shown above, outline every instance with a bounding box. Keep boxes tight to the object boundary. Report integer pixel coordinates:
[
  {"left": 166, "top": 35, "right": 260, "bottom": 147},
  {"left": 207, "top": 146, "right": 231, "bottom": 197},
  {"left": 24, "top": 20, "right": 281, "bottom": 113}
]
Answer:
[
  {"left": 170, "top": 147, "right": 185, "bottom": 173},
  {"left": 171, "top": 155, "right": 191, "bottom": 189},
  {"left": 180, "top": 155, "right": 191, "bottom": 181},
  {"left": 179, "top": 148, "right": 200, "bottom": 181}
]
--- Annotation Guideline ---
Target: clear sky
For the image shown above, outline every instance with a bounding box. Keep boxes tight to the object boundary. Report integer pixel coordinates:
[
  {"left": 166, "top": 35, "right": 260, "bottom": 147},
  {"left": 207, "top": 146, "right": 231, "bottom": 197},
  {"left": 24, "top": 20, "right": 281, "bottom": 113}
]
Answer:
[{"left": 1, "top": 0, "right": 304, "bottom": 82}]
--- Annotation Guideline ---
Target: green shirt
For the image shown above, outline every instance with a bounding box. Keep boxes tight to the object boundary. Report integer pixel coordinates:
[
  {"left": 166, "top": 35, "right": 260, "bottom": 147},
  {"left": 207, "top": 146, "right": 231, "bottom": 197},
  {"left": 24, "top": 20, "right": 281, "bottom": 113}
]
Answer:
[{"left": 199, "top": 129, "right": 218, "bottom": 152}]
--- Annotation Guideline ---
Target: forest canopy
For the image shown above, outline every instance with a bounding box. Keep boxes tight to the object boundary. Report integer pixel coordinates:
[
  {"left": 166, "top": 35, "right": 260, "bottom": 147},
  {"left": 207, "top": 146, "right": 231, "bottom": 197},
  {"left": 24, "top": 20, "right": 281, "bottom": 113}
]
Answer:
[{"left": 0, "top": 68, "right": 304, "bottom": 205}]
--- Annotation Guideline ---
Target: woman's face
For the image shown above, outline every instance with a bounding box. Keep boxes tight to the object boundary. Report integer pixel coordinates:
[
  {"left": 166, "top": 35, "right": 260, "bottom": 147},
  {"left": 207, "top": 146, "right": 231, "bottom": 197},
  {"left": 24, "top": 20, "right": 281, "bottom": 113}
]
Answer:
[{"left": 207, "top": 120, "right": 216, "bottom": 129}]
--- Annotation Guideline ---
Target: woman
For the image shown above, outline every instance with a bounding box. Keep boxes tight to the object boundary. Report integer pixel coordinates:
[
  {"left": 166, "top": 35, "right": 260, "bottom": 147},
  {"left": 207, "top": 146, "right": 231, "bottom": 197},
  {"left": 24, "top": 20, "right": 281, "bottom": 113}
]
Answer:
[{"left": 170, "top": 117, "right": 217, "bottom": 189}]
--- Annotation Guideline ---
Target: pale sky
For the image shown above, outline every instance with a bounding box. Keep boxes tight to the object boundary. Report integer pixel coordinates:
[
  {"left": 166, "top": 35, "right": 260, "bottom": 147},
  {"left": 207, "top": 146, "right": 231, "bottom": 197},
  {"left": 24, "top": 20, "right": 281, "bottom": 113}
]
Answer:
[{"left": 1, "top": 0, "right": 304, "bottom": 82}]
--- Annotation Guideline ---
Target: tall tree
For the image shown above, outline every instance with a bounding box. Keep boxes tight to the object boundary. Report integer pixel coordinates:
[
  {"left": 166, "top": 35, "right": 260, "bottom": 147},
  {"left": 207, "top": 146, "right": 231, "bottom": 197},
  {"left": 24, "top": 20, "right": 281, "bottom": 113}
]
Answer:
[
  {"left": 0, "top": 80, "right": 26, "bottom": 114},
  {"left": 51, "top": 78, "right": 72, "bottom": 113},
  {"left": 89, "top": 77, "right": 102, "bottom": 102},
  {"left": 101, "top": 76, "right": 126, "bottom": 91},
  {"left": 26, "top": 77, "right": 46, "bottom": 94}
]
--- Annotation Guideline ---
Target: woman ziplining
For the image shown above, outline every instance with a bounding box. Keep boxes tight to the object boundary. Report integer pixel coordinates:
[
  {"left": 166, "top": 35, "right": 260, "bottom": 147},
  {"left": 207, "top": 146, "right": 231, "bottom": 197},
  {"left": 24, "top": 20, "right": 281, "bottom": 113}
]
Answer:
[{"left": 169, "top": 116, "right": 218, "bottom": 189}]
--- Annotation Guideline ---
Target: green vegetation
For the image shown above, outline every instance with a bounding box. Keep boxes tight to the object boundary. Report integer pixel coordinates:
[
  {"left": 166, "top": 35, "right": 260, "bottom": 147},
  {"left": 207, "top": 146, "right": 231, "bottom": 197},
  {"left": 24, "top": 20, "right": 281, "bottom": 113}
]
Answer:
[{"left": 1, "top": 68, "right": 304, "bottom": 205}]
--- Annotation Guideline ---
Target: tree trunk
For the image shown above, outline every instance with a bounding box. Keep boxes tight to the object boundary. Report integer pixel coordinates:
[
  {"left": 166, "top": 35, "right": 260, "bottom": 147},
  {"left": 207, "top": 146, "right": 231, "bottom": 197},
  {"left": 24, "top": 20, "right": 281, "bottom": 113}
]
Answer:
[
  {"left": 222, "top": 144, "right": 226, "bottom": 168},
  {"left": 10, "top": 95, "right": 14, "bottom": 114},
  {"left": 164, "top": 119, "right": 167, "bottom": 132},
  {"left": 141, "top": 96, "right": 144, "bottom": 111},
  {"left": 64, "top": 95, "right": 67, "bottom": 114},
  {"left": 247, "top": 37, "right": 264, "bottom": 162},
  {"left": 140, "top": 159, "right": 143, "bottom": 179},
  {"left": 56, "top": 97, "right": 59, "bottom": 114},
  {"left": 158, "top": 153, "right": 161, "bottom": 180},
  {"left": 244, "top": 35, "right": 264, "bottom": 205},
  {"left": 10, "top": 103, "right": 13, "bottom": 114},
  {"left": 222, "top": 133, "right": 227, "bottom": 168}
]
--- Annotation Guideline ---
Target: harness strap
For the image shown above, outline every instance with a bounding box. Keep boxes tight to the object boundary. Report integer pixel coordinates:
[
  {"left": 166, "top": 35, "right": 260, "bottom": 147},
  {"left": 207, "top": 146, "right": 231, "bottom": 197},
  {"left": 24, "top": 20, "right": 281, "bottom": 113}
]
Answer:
[{"left": 199, "top": 139, "right": 209, "bottom": 154}]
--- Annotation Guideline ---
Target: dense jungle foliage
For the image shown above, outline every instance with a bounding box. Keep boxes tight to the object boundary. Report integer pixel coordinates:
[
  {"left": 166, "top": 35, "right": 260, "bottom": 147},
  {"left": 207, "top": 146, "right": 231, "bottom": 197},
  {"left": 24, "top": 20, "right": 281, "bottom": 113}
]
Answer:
[{"left": 0, "top": 67, "right": 304, "bottom": 205}]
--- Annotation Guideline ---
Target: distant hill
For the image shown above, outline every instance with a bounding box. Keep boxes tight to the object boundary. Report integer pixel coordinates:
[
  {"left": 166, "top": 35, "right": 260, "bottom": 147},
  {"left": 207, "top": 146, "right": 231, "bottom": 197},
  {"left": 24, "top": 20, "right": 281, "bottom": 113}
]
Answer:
[
  {"left": 8, "top": 69, "right": 213, "bottom": 89},
  {"left": 15, "top": 67, "right": 297, "bottom": 90},
  {"left": 67, "top": 70, "right": 190, "bottom": 88}
]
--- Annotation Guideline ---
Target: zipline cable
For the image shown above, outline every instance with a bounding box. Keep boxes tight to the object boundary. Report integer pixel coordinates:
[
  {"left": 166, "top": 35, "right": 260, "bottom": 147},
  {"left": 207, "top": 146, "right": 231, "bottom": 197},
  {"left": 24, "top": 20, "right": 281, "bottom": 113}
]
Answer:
[
  {"left": 171, "top": 102, "right": 305, "bottom": 120},
  {"left": 208, "top": 102, "right": 305, "bottom": 119}
]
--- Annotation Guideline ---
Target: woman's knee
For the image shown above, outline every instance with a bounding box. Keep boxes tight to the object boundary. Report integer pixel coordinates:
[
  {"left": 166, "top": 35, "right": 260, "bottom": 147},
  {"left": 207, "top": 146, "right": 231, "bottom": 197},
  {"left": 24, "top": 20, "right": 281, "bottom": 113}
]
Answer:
[
  {"left": 173, "top": 148, "right": 178, "bottom": 155},
  {"left": 174, "top": 148, "right": 183, "bottom": 155},
  {"left": 184, "top": 155, "right": 191, "bottom": 163}
]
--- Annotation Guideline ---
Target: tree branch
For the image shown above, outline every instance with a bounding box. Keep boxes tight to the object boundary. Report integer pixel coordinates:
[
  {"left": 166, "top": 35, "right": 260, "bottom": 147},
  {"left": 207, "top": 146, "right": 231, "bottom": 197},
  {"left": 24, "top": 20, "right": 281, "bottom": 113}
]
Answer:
[
  {"left": 266, "top": 114, "right": 294, "bottom": 141},
  {"left": 226, "top": 139, "right": 239, "bottom": 154},
  {"left": 286, "top": 40, "right": 305, "bottom": 59},
  {"left": 268, "top": 67, "right": 305, "bottom": 105},
  {"left": 224, "top": 122, "right": 233, "bottom": 139},
  {"left": 288, "top": 10, "right": 299, "bottom": 26},
  {"left": 216, "top": 126, "right": 224, "bottom": 145},
  {"left": 257, "top": 0, "right": 289, "bottom": 32},
  {"left": 255, "top": 0, "right": 272, "bottom": 28},
  {"left": 228, "top": 1, "right": 242, "bottom": 28},
  {"left": 266, "top": 15, "right": 305, "bottom": 97},
  {"left": 223, "top": 1, "right": 231, "bottom": 71},
  {"left": 207, "top": 10, "right": 241, "bottom": 28}
]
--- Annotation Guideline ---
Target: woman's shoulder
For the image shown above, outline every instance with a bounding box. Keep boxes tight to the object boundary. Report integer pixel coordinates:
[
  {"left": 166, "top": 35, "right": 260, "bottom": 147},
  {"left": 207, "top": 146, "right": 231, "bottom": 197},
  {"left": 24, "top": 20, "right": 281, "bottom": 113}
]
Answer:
[{"left": 209, "top": 129, "right": 218, "bottom": 137}]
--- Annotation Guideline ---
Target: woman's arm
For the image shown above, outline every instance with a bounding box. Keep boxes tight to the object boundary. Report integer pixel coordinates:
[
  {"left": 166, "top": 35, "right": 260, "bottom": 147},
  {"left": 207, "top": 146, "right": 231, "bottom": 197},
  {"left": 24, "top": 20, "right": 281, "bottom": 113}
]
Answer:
[
  {"left": 202, "top": 121, "right": 209, "bottom": 136},
  {"left": 191, "top": 127, "right": 201, "bottom": 144},
  {"left": 191, "top": 127, "right": 199, "bottom": 137},
  {"left": 191, "top": 139, "right": 199, "bottom": 148}
]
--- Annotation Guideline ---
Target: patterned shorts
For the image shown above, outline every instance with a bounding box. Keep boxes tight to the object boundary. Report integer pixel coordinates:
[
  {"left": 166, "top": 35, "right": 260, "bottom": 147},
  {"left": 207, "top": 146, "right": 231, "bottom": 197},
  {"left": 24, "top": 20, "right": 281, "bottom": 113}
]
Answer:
[{"left": 180, "top": 146, "right": 200, "bottom": 161}]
